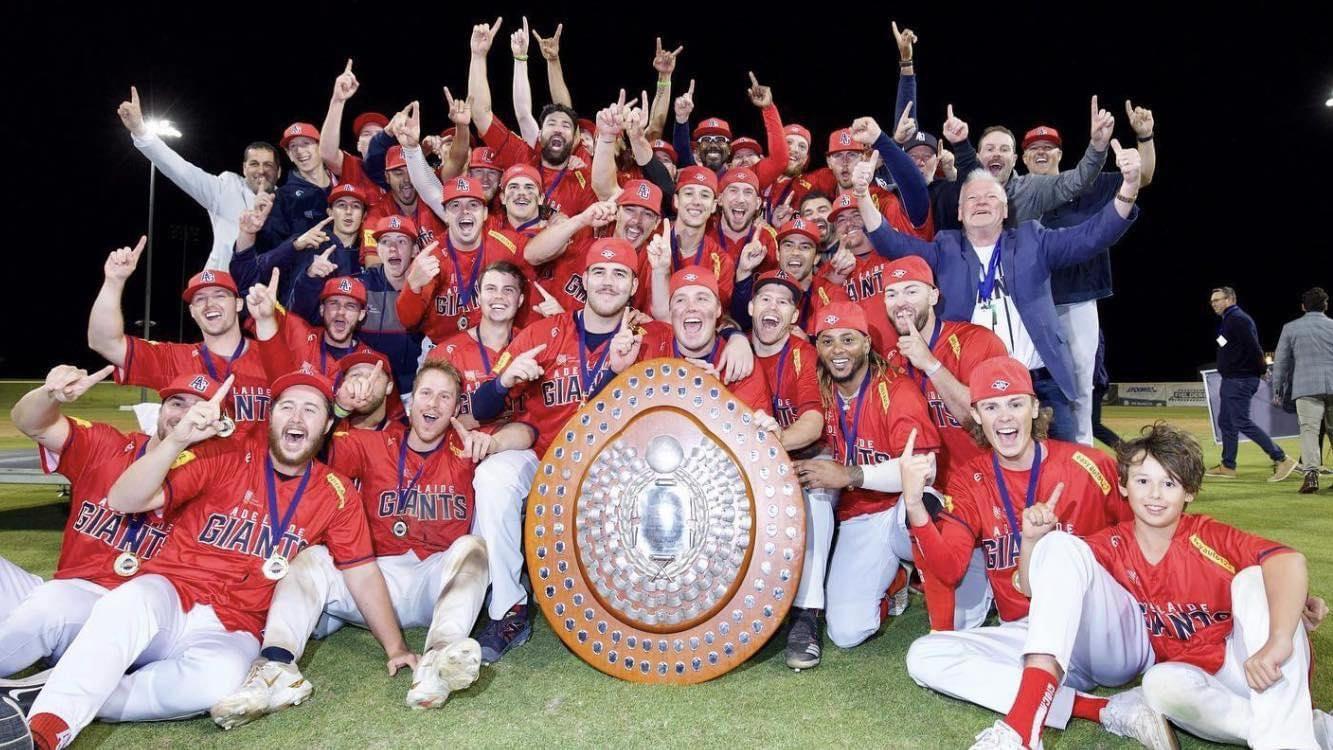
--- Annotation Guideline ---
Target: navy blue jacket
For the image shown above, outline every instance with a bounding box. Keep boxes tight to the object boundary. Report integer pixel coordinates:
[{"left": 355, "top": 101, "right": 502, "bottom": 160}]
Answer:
[
  {"left": 1045, "top": 172, "right": 1122, "bottom": 304},
  {"left": 230, "top": 235, "right": 361, "bottom": 311},
  {"left": 1216, "top": 305, "right": 1266, "bottom": 378},
  {"left": 256, "top": 172, "right": 332, "bottom": 252}
]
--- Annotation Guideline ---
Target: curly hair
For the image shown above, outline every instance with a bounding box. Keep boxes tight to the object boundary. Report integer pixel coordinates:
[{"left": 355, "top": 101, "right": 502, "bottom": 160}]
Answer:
[
  {"left": 815, "top": 348, "right": 891, "bottom": 410},
  {"left": 1115, "top": 421, "right": 1204, "bottom": 495}
]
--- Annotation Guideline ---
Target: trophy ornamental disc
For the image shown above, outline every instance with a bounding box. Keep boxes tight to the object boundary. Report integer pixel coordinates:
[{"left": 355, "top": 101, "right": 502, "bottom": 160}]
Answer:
[{"left": 524, "top": 359, "right": 805, "bottom": 684}]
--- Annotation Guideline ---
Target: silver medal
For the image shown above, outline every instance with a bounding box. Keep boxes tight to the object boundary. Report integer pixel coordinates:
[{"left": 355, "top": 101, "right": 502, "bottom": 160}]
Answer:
[
  {"left": 216, "top": 415, "right": 236, "bottom": 438},
  {"left": 392, "top": 520, "right": 408, "bottom": 538},
  {"left": 262, "top": 553, "right": 290, "bottom": 580},
  {"left": 113, "top": 552, "right": 140, "bottom": 577}
]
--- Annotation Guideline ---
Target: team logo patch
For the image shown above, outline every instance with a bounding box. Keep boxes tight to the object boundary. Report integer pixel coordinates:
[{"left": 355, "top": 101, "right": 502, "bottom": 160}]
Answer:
[
  {"left": 189, "top": 375, "right": 209, "bottom": 393},
  {"left": 389, "top": 216, "right": 401, "bottom": 229},
  {"left": 991, "top": 379, "right": 1010, "bottom": 391},
  {"left": 556, "top": 354, "right": 568, "bottom": 366},
  {"left": 1190, "top": 534, "right": 1236, "bottom": 575},
  {"left": 601, "top": 249, "right": 615, "bottom": 259},
  {"left": 692, "top": 173, "right": 707, "bottom": 183},
  {"left": 456, "top": 177, "right": 471, "bottom": 190},
  {"left": 839, "top": 132, "right": 852, "bottom": 145},
  {"left": 792, "top": 218, "right": 806, "bottom": 229},
  {"left": 326, "top": 474, "right": 347, "bottom": 509},
  {"left": 636, "top": 183, "right": 651, "bottom": 199},
  {"left": 684, "top": 273, "right": 697, "bottom": 282},
  {"left": 170, "top": 450, "right": 197, "bottom": 469},
  {"left": 824, "top": 314, "right": 839, "bottom": 325},
  {"left": 201, "top": 270, "right": 215, "bottom": 283},
  {"left": 891, "top": 269, "right": 907, "bottom": 278},
  {"left": 338, "top": 278, "right": 353, "bottom": 293},
  {"left": 288, "top": 125, "right": 301, "bottom": 134},
  {"left": 838, "top": 195, "right": 852, "bottom": 207}
]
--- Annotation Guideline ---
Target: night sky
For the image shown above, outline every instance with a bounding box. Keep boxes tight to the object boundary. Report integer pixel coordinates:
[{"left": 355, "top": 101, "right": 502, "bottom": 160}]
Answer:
[{"left": 7, "top": 4, "right": 1330, "bottom": 382}]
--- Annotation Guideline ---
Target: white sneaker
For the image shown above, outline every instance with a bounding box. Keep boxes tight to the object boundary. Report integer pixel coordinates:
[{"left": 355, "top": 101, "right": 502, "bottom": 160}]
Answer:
[
  {"left": 886, "top": 584, "right": 910, "bottom": 617},
  {"left": 1314, "top": 709, "right": 1333, "bottom": 750},
  {"left": 1100, "top": 688, "right": 1178, "bottom": 749},
  {"left": 210, "top": 659, "right": 313, "bottom": 730},
  {"left": 405, "top": 638, "right": 481, "bottom": 710},
  {"left": 969, "top": 720, "right": 1039, "bottom": 750}
]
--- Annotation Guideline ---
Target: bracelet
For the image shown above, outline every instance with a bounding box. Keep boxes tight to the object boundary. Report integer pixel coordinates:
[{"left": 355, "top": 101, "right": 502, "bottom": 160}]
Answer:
[
  {"left": 513, "top": 54, "right": 528, "bottom": 62},
  {"left": 1115, "top": 191, "right": 1137, "bottom": 204},
  {"left": 847, "top": 464, "right": 864, "bottom": 489},
  {"left": 1136, "top": 134, "right": 1154, "bottom": 143},
  {"left": 924, "top": 360, "right": 943, "bottom": 377},
  {"left": 899, "top": 60, "right": 914, "bottom": 68},
  {"left": 656, "top": 80, "right": 670, "bottom": 88}
]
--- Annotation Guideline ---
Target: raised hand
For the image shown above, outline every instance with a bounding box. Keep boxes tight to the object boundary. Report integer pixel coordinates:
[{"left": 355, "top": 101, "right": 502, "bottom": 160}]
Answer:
[
  {"left": 253, "top": 190, "right": 275, "bottom": 217},
  {"left": 850, "top": 116, "right": 882, "bottom": 146},
  {"left": 674, "top": 80, "right": 696, "bottom": 124},
  {"left": 396, "top": 100, "right": 422, "bottom": 148},
  {"left": 851, "top": 161, "right": 875, "bottom": 197},
  {"left": 827, "top": 245, "right": 855, "bottom": 284},
  {"left": 608, "top": 308, "right": 644, "bottom": 373},
  {"left": 747, "top": 72, "right": 773, "bottom": 108},
  {"left": 510, "top": 16, "right": 531, "bottom": 58},
  {"left": 1110, "top": 139, "right": 1142, "bottom": 189},
  {"left": 1089, "top": 95, "right": 1116, "bottom": 151},
  {"left": 294, "top": 217, "right": 334, "bottom": 251},
  {"left": 470, "top": 16, "right": 503, "bottom": 56},
  {"left": 718, "top": 333, "right": 755, "bottom": 384},
  {"left": 532, "top": 22, "right": 562, "bottom": 61},
  {"left": 891, "top": 21, "right": 918, "bottom": 61},
  {"left": 938, "top": 147, "right": 957, "bottom": 181},
  {"left": 582, "top": 200, "right": 618, "bottom": 229},
  {"left": 307, "top": 246, "right": 337, "bottom": 279},
  {"left": 1125, "top": 99, "right": 1154, "bottom": 140},
  {"left": 646, "top": 220, "right": 672, "bottom": 273},
  {"left": 892, "top": 102, "right": 917, "bottom": 144},
  {"left": 653, "top": 37, "right": 683, "bottom": 76},
  {"left": 499, "top": 343, "right": 547, "bottom": 388},
  {"left": 531, "top": 283, "right": 565, "bottom": 318},
  {"left": 332, "top": 59, "right": 359, "bottom": 102},
  {"left": 246, "top": 267, "right": 281, "bottom": 321},
  {"left": 171, "top": 374, "right": 235, "bottom": 446},
  {"left": 104, "top": 236, "right": 147, "bottom": 282},
  {"left": 451, "top": 417, "right": 496, "bottom": 463},
  {"left": 336, "top": 360, "right": 384, "bottom": 413},
  {"left": 771, "top": 193, "right": 796, "bottom": 226},
  {"left": 1020, "top": 482, "right": 1065, "bottom": 543},
  {"left": 444, "top": 87, "right": 472, "bottom": 127},
  {"left": 737, "top": 238, "right": 768, "bottom": 275},
  {"left": 895, "top": 312, "right": 939, "bottom": 371},
  {"left": 117, "top": 86, "right": 147, "bottom": 136},
  {"left": 406, "top": 249, "right": 441, "bottom": 293},
  {"left": 898, "top": 428, "right": 933, "bottom": 495},
  {"left": 596, "top": 103, "right": 622, "bottom": 139},
  {"left": 618, "top": 92, "right": 649, "bottom": 142},
  {"left": 44, "top": 364, "right": 116, "bottom": 403},
  {"left": 942, "top": 104, "right": 969, "bottom": 145}
]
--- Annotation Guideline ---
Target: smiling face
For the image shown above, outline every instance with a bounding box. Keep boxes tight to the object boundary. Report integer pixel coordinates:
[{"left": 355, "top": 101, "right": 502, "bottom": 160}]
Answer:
[
  {"left": 959, "top": 176, "right": 1008, "bottom": 235},
  {"left": 501, "top": 176, "right": 540, "bottom": 223},
  {"left": 1121, "top": 452, "right": 1193, "bottom": 530},
  {"left": 720, "top": 183, "right": 760, "bottom": 231},
  {"left": 800, "top": 197, "right": 834, "bottom": 245},
  {"left": 583, "top": 263, "right": 636, "bottom": 318},
  {"left": 785, "top": 135, "right": 810, "bottom": 175},
  {"left": 539, "top": 112, "right": 576, "bottom": 165},
  {"left": 477, "top": 267, "right": 523, "bottom": 324},
  {"left": 670, "top": 285, "right": 722, "bottom": 353},
  {"left": 409, "top": 367, "right": 461, "bottom": 446},
  {"left": 730, "top": 148, "right": 761, "bottom": 169},
  {"left": 376, "top": 232, "right": 416, "bottom": 281},
  {"left": 832, "top": 208, "right": 867, "bottom": 253},
  {"left": 330, "top": 197, "right": 365, "bottom": 237},
  {"left": 815, "top": 328, "right": 871, "bottom": 386},
  {"left": 749, "top": 283, "right": 799, "bottom": 346},
  {"left": 156, "top": 393, "right": 205, "bottom": 440},
  {"left": 977, "top": 131, "right": 1017, "bottom": 183},
  {"left": 970, "top": 394, "right": 1038, "bottom": 462},
  {"left": 615, "top": 205, "right": 661, "bottom": 248},
  {"left": 444, "top": 197, "right": 487, "bottom": 245},
  {"left": 884, "top": 280, "right": 938, "bottom": 335},
  {"left": 1021, "top": 141, "right": 1061, "bottom": 177},
  {"left": 267, "top": 385, "right": 332, "bottom": 466},
  {"left": 776, "top": 236, "right": 817, "bottom": 282},
  {"left": 319, "top": 295, "right": 365, "bottom": 345},
  {"left": 189, "top": 287, "right": 243, "bottom": 337},
  {"left": 242, "top": 146, "right": 280, "bottom": 194},
  {"left": 1208, "top": 290, "right": 1234, "bottom": 316},
  {"left": 468, "top": 167, "right": 502, "bottom": 201},
  {"left": 285, "top": 135, "right": 320, "bottom": 175},
  {"left": 696, "top": 136, "right": 730, "bottom": 170},
  {"left": 673, "top": 184, "right": 716, "bottom": 230}
]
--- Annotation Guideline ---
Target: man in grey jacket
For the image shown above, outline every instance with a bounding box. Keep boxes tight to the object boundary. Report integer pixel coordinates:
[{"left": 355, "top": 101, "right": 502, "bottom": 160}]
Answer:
[
  {"left": 1273, "top": 287, "right": 1333, "bottom": 493},
  {"left": 117, "top": 86, "right": 279, "bottom": 270}
]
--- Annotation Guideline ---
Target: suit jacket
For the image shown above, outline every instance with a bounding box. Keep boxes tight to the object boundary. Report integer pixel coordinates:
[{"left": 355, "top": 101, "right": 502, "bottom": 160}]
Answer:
[
  {"left": 868, "top": 200, "right": 1138, "bottom": 400},
  {"left": 1273, "top": 311, "right": 1333, "bottom": 400}
]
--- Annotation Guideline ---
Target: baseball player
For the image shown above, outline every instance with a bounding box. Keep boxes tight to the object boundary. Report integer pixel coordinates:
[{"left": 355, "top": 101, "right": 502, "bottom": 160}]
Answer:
[
  {"left": 16, "top": 371, "right": 409, "bottom": 750},
  {"left": 640, "top": 171, "right": 737, "bottom": 318},
  {"left": 709, "top": 167, "right": 779, "bottom": 272},
  {"left": 881, "top": 256, "right": 1008, "bottom": 631},
  {"left": 1, "top": 368, "right": 223, "bottom": 678},
  {"left": 731, "top": 217, "right": 845, "bottom": 337},
  {"left": 903, "top": 357, "right": 1137, "bottom": 746},
  {"left": 318, "top": 60, "right": 389, "bottom": 206},
  {"left": 793, "top": 302, "right": 944, "bottom": 649},
  {"left": 256, "top": 271, "right": 384, "bottom": 379},
  {"left": 88, "top": 237, "right": 271, "bottom": 435}
]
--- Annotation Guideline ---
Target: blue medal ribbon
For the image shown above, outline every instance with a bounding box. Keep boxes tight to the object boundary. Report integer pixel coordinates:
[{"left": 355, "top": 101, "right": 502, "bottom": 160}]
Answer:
[
  {"left": 670, "top": 231, "right": 706, "bottom": 271},
  {"left": 576, "top": 311, "right": 619, "bottom": 399},
  {"left": 445, "top": 236, "right": 485, "bottom": 308},
  {"left": 976, "top": 236, "right": 1003, "bottom": 306},
  {"left": 200, "top": 337, "right": 246, "bottom": 382},
  {"left": 395, "top": 436, "right": 431, "bottom": 516},
  {"left": 835, "top": 374, "right": 873, "bottom": 466},
  {"left": 543, "top": 167, "right": 569, "bottom": 205},
  {"left": 992, "top": 441, "right": 1044, "bottom": 544},
  {"left": 770, "top": 340, "right": 791, "bottom": 419},
  {"left": 264, "top": 454, "right": 313, "bottom": 558}
]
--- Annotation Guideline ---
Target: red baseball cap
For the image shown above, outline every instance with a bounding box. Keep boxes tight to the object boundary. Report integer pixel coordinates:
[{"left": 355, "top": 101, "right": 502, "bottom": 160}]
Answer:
[
  {"left": 718, "top": 168, "right": 759, "bottom": 194},
  {"left": 1022, "top": 126, "right": 1062, "bottom": 151},
  {"left": 668, "top": 265, "right": 719, "bottom": 300},
  {"left": 337, "top": 350, "right": 392, "bottom": 378},
  {"left": 578, "top": 118, "right": 597, "bottom": 134},
  {"left": 352, "top": 112, "right": 389, "bottom": 137},
  {"left": 775, "top": 217, "right": 820, "bottom": 245},
  {"left": 969, "top": 356, "right": 1035, "bottom": 404},
  {"left": 784, "top": 124, "right": 812, "bottom": 145},
  {"left": 827, "top": 128, "right": 863, "bottom": 155},
  {"left": 271, "top": 369, "right": 336, "bottom": 405},
  {"left": 328, "top": 182, "right": 368, "bottom": 206},
  {"left": 384, "top": 145, "right": 406, "bottom": 172},
  {"left": 372, "top": 214, "right": 418, "bottom": 241},
  {"left": 158, "top": 373, "right": 224, "bottom": 402},
  {"left": 182, "top": 269, "right": 238, "bottom": 302},
  {"left": 501, "top": 163, "right": 542, "bottom": 189},
  {"left": 469, "top": 147, "right": 502, "bottom": 172},
  {"left": 320, "top": 276, "right": 368, "bottom": 305},
  {"left": 828, "top": 191, "right": 861, "bottom": 220},
  {"left": 693, "top": 117, "right": 732, "bottom": 141},
  {"left": 753, "top": 270, "right": 802, "bottom": 300},
  {"left": 730, "top": 137, "right": 763, "bottom": 157},
  {"left": 651, "top": 139, "right": 677, "bottom": 162},
  {"left": 585, "top": 238, "right": 638, "bottom": 272},
  {"left": 813, "top": 302, "right": 869, "bottom": 336},
  {"left": 280, "top": 122, "right": 320, "bottom": 149},
  {"left": 884, "top": 256, "right": 935, "bottom": 288},
  {"left": 617, "top": 179, "right": 663, "bottom": 213},
  {"left": 676, "top": 166, "right": 719, "bottom": 195},
  {"left": 441, "top": 176, "right": 487, "bottom": 206}
]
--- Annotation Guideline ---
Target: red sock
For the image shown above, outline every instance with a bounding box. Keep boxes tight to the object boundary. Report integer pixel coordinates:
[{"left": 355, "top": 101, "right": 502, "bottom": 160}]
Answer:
[
  {"left": 28, "top": 712, "right": 71, "bottom": 750},
  {"left": 1071, "top": 692, "right": 1109, "bottom": 723},
  {"left": 1003, "top": 667, "right": 1059, "bottom": 748}
]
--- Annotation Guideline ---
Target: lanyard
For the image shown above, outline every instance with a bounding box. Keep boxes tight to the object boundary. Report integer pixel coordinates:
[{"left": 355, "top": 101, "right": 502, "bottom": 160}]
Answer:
[
  {"left": 905, "top": 317, "right": 945, "bottom": 392},
  {"left": 445, "top": 236, "right": 485, "bottom": 308},
  {"left": 976, "top": 236, "right": 1004, "bottom": 305},
  {"left": 318, "top": 339, "right": 354, "bottom": 374},
  {"left": 670, "top": 231, "right": 706, "bottom": 271},
  {"left": 264, "top": 454, "right": 313, "bottom": 557},
  {"left": 835, "top": 374, "right": 873, "bottom": 466},
  {"left": 475, "top": 327, "right": 512, "bottom": 374},
  {"left": 770, "top": 340, "right": 791, "bottom": 417},
  {"left": 121, "top": 440, "right": 151, "bottom": 552},
  {"left": 515, "top": 216, "right": 541, "bottom": 234},
  {"left": 395, "top": 437, "right": 432, "bottom": 514},
  {"left": 673, "top": 336, "right": 721, "bottom": 362},
  {"left": 576, "top": 312, "right": 618, "bottom": 398},
  {"left": 992, "top": 441, "right": 1044, "bottom": 542},
  {"left": 543, "top": 167, "right": 569, "bottom": 204},
  {"left": 201, "top": 337, "right": 246, "bottom": 382},
  {"left": 716, "top": 223, "right": 755, "bottom": 254}
]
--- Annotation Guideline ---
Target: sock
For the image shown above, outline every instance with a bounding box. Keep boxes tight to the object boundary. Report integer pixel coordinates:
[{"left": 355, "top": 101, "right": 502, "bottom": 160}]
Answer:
[
  {"left": 28, "top": 712, "right": 70, "bottom": 750},
  {"left": 260, "top": 646, "right": 296, "bottom": 664},
  {"left": 1070, "top": 692, "right": 1109, "bottom": 723},
  {"left": 1003, "top": 667, "right": 1059, "bottom": 748}
]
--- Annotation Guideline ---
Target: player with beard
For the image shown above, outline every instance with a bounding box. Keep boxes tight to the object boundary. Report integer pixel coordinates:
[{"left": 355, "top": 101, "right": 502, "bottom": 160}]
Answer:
[
  {"left": 669, "top": 74, "right": 790, "bottom": 190},
  {"left": 641, "top": 170, "right": 736, "bottom": 320},
  {"left": 467, "top": 18, "right": 595, "bottom": 219},
  {"left": 396, "top": 176, "right": 529, "bottom": 343},
  {"left": 428, "top": 262, "right": 528, "bottom": 426},
  {"left": 0, "top": 369, "right": 223, "bottom": 680},
  {"left": 246, "top": 270, "right": 383, "bottom": 379},
  {"left": 89, "top": 237, "right": 272, "bottom": 436},
  {"left": 18, "top": 372, "right": 406, "bottom": 750},
  {"left": 731, "top": 218, "right": 843, "bottom": 336},
  {"left": 254, "top": 122, "right": 337, "bottom": 253},
  {"left": 294, "top": 215, "right": 428, "bottom": 400},
  {"left": 763, "top": 124, "right": 813, "bottom": 225},
  {"left": 329, "top": 353, "right": 402, "bottom": 431},
  {"left": 711, "top": 167, "right": 778, "bottom": 273},
  {"left": 359, "top": 144, "right": 435, "bottom": 266},
  {"left": 801, "top": 116, "right": 932, "bottom": 239},
  {"left": 729, "top": 137, "right": 763, "bottom": 169},
  {"left": 208, "top": 361, "right": 530, "bottom": 726},
  {"left": 588, "top": 92, "right": 679, "bottom": 212},
  {"left": 318, "top": 59, "right": 389, "bottom": 207}
]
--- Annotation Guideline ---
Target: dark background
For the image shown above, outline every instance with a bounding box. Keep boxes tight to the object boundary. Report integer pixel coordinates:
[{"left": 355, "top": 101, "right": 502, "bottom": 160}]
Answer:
[{"left": 5, "top": 4, "right": 1330, "bottom": 381}]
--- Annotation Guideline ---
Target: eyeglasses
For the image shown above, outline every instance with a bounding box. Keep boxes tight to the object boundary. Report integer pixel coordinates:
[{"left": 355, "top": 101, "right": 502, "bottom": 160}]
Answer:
[{"left": 698, "top": 136, "right": 729, "bottom": 145}]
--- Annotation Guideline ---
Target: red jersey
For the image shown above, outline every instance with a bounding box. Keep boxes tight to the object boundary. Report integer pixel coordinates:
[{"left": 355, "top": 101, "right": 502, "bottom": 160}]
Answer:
[
  {"left": 532, "top": 227, "right": 604, "bottom": 316},
  {"left": 326, "top": 422, "right": 475, "bottom": 558},
  {"left": 39, "top": 418, "right": 172, "bottom": 589},
  {"left": 277, "top": 312, "right": 383, "bottom": 379},
  {"left": 756, "top": 337, "right": 820, "bottom": 429},
  {"left": 1085, "top": 514, "right": 1293, "bottom": 673},
  {"left": 708, "top": 219, "right": 779, "bottom": 274},
  {"left": 822, "top": 369, "right": 941, "bottom": 521},
  {"left": 334, "top": 152, "right": 387, "bottom": 208},
  {"left": 427, "top": 328, "right": 526, "bottom": 423},
  {"left": 478, "top": 117, "right": 595, "bottom": 217},
  {"left": 152, "top": 436, "right": 374, "bottom": 638},
  {"left": 395, "top": 230, "right": 528, "bottom": 342},
  {"left": 637, "top": 323, "right": 773, "bottom": 414},
  {"left": 117, "top": 336, "right": 272, "bottom": 430},
  {"left": 635, "top": 230, "right": 735, "bottom": 313},
  {"left": 361, "top": 199, "right": 447, "bottom": 264},
  {"left": 795, "top": 171, "right": 932, "bottom": 240},
  {"left": 913, "top": 440, "right": 1131, "bottom": 623},
  {"left": 882, "top": 321, "right": 1009, "bottom": 486}
]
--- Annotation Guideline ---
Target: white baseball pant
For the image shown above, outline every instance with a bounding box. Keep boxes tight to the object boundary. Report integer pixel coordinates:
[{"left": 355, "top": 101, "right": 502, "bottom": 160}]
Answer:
[
  {"left": 825, "top": 502, "right": 993, "bottom": 648},
  {"left": 0, "top": 556, "right": 42, "bottom": 620},
  {"left": 262, "top": 538, "right": 489, "bottom": 658},
  {"left": 1141, "top": 566, "right": 1319, "bottom": 750},
  {"left": 793, "top": 488, "right": 836, "bottom": 610},
  {"left": 27, "top": 574, "right": 256, "bottom": 737},
  {"left": 472, "top": 448, "right": 539, "bottom": 619},
  {"left": 905, "top": 531, "right": 1153, "bottom": 728},
  {"left": 1, "top": 578, "right": 108, "bottom": 677},
  {"left": 1056, "top": 300, "right": 1099, "bottom": 446}
]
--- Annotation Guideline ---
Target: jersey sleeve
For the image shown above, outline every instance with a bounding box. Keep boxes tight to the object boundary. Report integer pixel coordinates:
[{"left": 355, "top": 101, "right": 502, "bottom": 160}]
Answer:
[
  {"left": 319, "top": 473, "right": 376, "bottom": 569},
  {"left": 117, "top": 337, "right": 187, "bottom": 389},
  {"left": 791, "top": 343, "right": 822, "bottom": 417},
  {"left": 955, "top": 327, "right": 1009, "bottom": 381},
  {"left": 325, "top": 429, "right": 372, "bottom": 480},
  {"left": 478, "top": 117, "right": 535, "bottom": 170},
  {"left": 1081, "top": 524, "right": 1123, "bottom": 571},
  {"left": 886, "top": 380, "right": 942, "bottom": 454},
  {"left": 1196, "top": 515, "right": 1294, "bottom": 568},
  {"left": 40, "top": 419, "right": 130, "bottom": 482},
  {"left": 256, "top": 320, "right": 300, "bottom": 381},
  {"left": 911, "top": 480, "right": 982, "bottom": 588}
]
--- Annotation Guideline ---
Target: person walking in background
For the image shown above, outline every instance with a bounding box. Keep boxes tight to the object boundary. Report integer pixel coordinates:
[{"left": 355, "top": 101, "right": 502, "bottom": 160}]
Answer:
[
  {"left": 1205, "top": 287, "right": 1297, "bottom": 481},
  {"left": 1272, "top": 287, "right": 1333, "bottom": 494},
  {"left": 1091, "top": 329, "right": 1121, "bottom": 449}
]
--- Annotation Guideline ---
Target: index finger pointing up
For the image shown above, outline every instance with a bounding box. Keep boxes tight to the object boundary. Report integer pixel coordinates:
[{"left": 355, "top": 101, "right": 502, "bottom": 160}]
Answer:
[
  {"left": 344, "top": 58, "right": 354, "bottom": 74},
  {"left": 490, "top": 16, "right": 503, "bottom": 34},
  {"left": 130, "top": 85, "right": 140, "bottom": 105},
  {"left": 210, "top": 375, "right": 236, "bottom": 406},
  {"left": 748, "top": 71, "right": 760, "bottom": 88},
  {"left": 900, "top": 428, "right": 917, "bottom": 459},
  {"left": 946, "top": 103, "right": 955, "bottom": 121},
  {"left": 1046, "top": 482, "right": 1065, "bottom": 512}
]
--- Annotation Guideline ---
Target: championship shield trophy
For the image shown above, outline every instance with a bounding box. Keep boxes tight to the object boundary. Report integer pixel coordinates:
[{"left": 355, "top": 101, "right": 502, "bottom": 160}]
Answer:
[{"left": 524, "top": 359, "right": 806, "bottom": 684}]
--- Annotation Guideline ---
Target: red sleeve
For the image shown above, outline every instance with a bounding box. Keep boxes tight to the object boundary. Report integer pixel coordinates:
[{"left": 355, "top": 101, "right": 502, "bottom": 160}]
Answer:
[
  {"left": 117, "top": 337, "right": 186, "bottom": 389},
  {"left": 256, "top": 319, "right": 300, "bottom": 382},
  {"left": 320, "top": 474, "right": 376, "bottom": 569},
  {"left": 1083, "top": 525, "right": 1122, "bottom": 570},
  {"left": 803, "top": 169, "right": 837, "bottom": 197},
  {"left": 43, "top": 419, "right": 129, "bottom": 481},
  {"left": 478, "top": 117, "right": 535, "bottom": 170},
  {"left": 909, "top": 510, "right": 978, "bottom": 588},
  {"left": 887, "top": 380, "right": 942, "bottom": 454},
  {"left": 395, "top": 273, "right": 438, "bottom": 331},
  {"left": 1197, "top": 516, "right": 1294, "bottom": 567},
  {"left": 752, "top": 104, "right": 790, "bottom": 190},
  {"left": 791, "top": 343, "right": 821, "bottom": 417},
  {"left": 325, "top": 429, "right": 370, "bottom": 480},
  {"left": 956, "top": 328, "right": 1009, "bottom": 382}
]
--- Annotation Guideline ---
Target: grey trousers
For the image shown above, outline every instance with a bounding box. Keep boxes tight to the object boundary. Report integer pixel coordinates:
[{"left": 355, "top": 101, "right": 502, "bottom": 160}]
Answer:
[{"left": 1296, "top": 395, "right": 1333, "bottom": 469}]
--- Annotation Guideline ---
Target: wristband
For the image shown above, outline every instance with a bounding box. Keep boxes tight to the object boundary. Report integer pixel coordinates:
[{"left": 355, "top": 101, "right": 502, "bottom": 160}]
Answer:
[
  {"left": 924, "top": 360, "right": 943, "bottom": 377},
  {"left": 332, "top": 403, "right": 351, "bottom": 418},
  {"left": 513, "top": 54, "right": 528, "bottom": 62},
  {"left": 1136, "top": 134, "right": 1153, "bottom": 143},
  {"left": 1115, "top": 192, "right": 1137, "bottom": 205},
  {"left": 899, "top": 60, "right": 914, "bottom": 68},
  {"left": 656, "top": 80, "right": 670, "bottom": 88}
]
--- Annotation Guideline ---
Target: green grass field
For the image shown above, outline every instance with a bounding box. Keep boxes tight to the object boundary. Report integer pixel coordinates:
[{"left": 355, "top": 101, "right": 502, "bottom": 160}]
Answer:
[{"left": 2, "top": 388, "right": 1328, "bottom": 749}]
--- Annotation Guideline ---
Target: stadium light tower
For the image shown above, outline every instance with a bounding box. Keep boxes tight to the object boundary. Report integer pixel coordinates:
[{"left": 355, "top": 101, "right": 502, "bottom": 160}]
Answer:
[{"left": 140, "top": 119, "right": 182, "bottom": 344}]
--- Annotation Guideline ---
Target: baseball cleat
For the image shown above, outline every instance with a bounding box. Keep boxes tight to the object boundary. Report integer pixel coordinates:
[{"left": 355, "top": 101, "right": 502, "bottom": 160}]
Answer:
[
  {"left": 1100, "top": 687, "right": 1178, "bottom": 750},
  {"left": 784, "top": 608, "right": 822, "bottom": 671},
  {"left": 210, "top": 659, "right": 312, "bottom": 730},
  {"left": 969, "top": 720, "right": 1040, "bottom": 750},
  {"left": 405, "top": 639, "right": 482, "bottom": 710},
  {"left": 479, "top": 605, "right": 531, "bottom": 665},
  {"left": 0, "top": 695, "right": 33, "bottom": 750},
  {"left": 0, "top": 669, "right": 50, "bottom": 717},
  {"left": 886, "top": 567, "right": 910, "bottom": 617}
]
